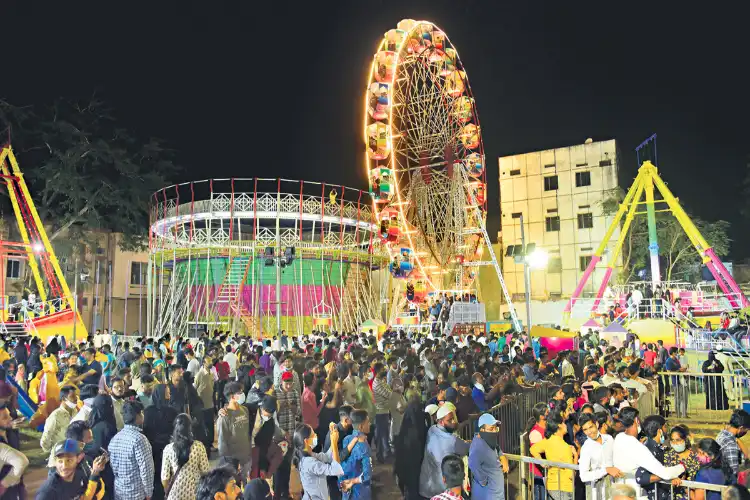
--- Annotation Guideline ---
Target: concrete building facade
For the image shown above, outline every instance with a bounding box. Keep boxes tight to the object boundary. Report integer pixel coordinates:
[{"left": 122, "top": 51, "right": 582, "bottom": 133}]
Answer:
[{"left": 498, "top": 139, "right": 623, "bottom": 318}]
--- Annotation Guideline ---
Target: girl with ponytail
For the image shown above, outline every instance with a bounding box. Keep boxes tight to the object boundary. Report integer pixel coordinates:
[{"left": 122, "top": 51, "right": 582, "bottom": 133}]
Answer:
[{"left": 292, "top": 422, "right": 346, "bottom": 499}]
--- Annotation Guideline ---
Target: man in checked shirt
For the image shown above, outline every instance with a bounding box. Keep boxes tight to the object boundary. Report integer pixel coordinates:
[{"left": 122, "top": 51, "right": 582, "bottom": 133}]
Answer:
[
  {"left": 275, "top": 370, "right": 301, "bottom": 499},
  {"left": 716, "top": 409, "right": 750, "bottom": 476}
]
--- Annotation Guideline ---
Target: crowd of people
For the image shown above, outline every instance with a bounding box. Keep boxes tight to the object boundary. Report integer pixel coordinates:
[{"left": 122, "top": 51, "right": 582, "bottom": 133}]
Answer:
[{"left": 0, "top": 327, "right": 746, "bottom": 499}]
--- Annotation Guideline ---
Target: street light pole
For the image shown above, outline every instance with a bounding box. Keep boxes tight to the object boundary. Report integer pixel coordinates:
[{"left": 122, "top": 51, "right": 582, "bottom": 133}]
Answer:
[{"left": 519, "top": 214, "right": 532, "bottom": 331}]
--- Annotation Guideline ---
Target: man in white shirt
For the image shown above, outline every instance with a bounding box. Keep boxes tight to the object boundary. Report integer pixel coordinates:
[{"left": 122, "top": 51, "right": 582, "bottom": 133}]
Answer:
[
  {"left": 613, "top": 407, "right": 684, "bottom": 499},
  {"left": 578, "top": 413, "right": 620, "bottom": 500},
  {"left": 185, "top": 348, "right": 200, "bottom": 374},
  {"left": 222, "top": 345, "right": 238, "bottom": 378}
]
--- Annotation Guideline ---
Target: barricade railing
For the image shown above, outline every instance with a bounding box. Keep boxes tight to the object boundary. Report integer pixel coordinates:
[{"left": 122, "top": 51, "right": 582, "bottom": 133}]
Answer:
[
  {"left": 456, "top": 383, "right": 552, "bottom": 454},
  {"left": 506, "top": 447, "right": 729, "bottom": 500},
  {"left": 657, "top": 371, "right": 745, "bottom": 421}
]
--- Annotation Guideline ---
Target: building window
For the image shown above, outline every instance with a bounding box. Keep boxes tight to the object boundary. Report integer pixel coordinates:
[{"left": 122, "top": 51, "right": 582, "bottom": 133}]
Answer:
[
  {"left": 543, "top": 175, "right": 559, "bottom": 191},
  {"left": 81, "top": 297, "right": 88, "bottom": 308},
  {"left": 6, "top": 260, "right": 20, "bottom": 279},
  {"left": 577, "top": 213, "right": 594, "bottom": 229},
  {"left": 511, "top": 212, "right": 522, "bottom": 219},
  {"left": 548, "top": 257, "right": 562, "bottom": 273},
  {"left": 545, "top": 216, "right": 560, "bottom": 232},
  {"left": 130, "top": 262, "right": 146, "bottom": 285},
  {"left": 600, "top": 159, "right": 612, "bottom": 167},
  {"left": 575, "top": 171, "right": 591, "bottom": 187},
  {"left": 509, "top": 169, "right": 521, "bottom": 176},
  {"left": 580, "top": 255, "right": 593, "bottom": 271},
  {"left": 544, "top": 164, "right": 556, "bottom": 169},
  {"left": 93, "top": 296, "right": 99, "bottom": 307},
  {"left": 96, "top": 247, "right": 104, "bottom": 255}
]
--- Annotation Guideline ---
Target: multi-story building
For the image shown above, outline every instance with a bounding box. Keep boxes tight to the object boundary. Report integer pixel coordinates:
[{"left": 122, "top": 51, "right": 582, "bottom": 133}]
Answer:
[
  {"left": 498, "top": 138, "right": 622, "bottom": 322},
  {"left": 2, "top": 225, "right": 148, "bottom": 338}
]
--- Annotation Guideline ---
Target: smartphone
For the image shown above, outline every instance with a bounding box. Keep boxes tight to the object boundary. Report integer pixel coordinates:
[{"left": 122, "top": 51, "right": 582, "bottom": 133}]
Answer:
[{"left": 99, "top": 447, "right": 109, "bottom": 459}]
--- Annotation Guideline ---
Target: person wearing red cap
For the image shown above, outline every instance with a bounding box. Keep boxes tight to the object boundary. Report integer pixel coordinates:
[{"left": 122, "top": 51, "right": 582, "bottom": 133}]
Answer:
[{"left": 275, "top": 369, "right": 301, "bottom": 499}]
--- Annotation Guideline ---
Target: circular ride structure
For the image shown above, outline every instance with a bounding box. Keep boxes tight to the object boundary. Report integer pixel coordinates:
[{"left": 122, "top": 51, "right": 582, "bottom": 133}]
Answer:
[
  {"left": 365, "top": 19, "right": 488, "bottom": 300},
  {"left": 147, "top": 178, "right": 387, "bottom": 337}
]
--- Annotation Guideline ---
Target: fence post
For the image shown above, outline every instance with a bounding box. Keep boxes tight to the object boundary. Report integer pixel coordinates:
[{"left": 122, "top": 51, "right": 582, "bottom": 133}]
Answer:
[{"left": 520, "top": 432, "right": 528, "bottom": 500}]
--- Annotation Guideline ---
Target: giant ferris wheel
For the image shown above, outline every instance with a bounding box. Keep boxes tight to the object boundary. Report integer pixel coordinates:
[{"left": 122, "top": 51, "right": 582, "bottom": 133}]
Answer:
[{"left": 364, "top": 19, "right": 520, "bottom": 329}]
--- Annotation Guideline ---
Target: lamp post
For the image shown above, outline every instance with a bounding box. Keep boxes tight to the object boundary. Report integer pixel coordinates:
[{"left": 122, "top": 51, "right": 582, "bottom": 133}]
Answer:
[{"left": 518, "top": 214, "right": 548, "bottom": 331}]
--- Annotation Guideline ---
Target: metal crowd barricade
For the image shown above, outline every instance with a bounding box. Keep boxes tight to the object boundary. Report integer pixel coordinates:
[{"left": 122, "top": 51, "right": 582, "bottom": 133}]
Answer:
[
  {"left": 504, "top": 451, "right": 729, "bottom": 500},
  {"left": 658, "top": 371, "right": 745, "bottom": 422}
]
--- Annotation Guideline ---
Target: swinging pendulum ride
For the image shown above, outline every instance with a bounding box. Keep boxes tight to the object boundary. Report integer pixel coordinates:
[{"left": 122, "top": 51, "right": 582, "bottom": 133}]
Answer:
[
  {"left": 563, "top": 160, "right": 748, "bottom": 344},
  {"left": 364, "top": 19, "right": 520, "bottom": 330},
  {"left": 0, "top": 146, "right": 87, "bottom": 341}
]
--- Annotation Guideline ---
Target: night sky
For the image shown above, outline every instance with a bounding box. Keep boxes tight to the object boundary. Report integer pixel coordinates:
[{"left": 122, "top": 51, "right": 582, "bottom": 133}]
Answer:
[{"left": 4, "top": 1, "right": 749, "bottom": 256}]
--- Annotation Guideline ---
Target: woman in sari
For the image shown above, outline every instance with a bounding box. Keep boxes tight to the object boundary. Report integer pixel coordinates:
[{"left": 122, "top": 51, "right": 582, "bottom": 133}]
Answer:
[{"left": 703, "top": 351, "right": 729, "bottom": 410}]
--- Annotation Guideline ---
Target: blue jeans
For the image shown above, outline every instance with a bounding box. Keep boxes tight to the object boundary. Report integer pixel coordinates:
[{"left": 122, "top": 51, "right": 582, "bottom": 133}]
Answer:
[{"left": 374, "top": 413, "right": 390, "bottom": 462}]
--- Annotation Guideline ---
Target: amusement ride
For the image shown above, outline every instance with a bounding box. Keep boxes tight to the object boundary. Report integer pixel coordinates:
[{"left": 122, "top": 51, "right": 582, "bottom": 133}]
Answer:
[{"left": 364, "top": 19, "right": 520, "bottom": 330}]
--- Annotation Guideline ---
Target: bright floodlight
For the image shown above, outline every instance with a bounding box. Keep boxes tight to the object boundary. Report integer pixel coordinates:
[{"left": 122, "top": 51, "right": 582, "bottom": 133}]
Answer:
[
  {"left": 526, "top": 249, "right": 549, "bottom": 269},
  {"left": 32, "top": 242, "right": 44, "bottom": 253}
]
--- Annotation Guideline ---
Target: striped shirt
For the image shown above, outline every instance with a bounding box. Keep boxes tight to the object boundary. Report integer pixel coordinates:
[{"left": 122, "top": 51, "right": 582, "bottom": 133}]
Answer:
[{"left": 372, "top": 377, "right": 392, "bottom": 415}]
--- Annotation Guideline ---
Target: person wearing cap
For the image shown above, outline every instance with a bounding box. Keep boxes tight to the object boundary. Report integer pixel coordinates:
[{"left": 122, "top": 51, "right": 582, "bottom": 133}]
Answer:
[
  {"left": 36, "top": 439, "right": 107, "bottom": 500},
  {"left": 419, "top": 402, "right": 469, "bottom": 499},
  {"left": 468, "top": 413, "right": 509, "bottom": 500}
]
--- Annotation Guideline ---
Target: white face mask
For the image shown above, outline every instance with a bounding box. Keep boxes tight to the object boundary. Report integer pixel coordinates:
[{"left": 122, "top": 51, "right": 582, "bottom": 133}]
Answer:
[
  {"left": 65, "top": 400, "right": 77, "bottom": 410},
  {"left": 261, "top": 415, "right": 270, "bottom": 422},
  {"left": 475, "top": 383, "right": 485, "bottom": 392}
]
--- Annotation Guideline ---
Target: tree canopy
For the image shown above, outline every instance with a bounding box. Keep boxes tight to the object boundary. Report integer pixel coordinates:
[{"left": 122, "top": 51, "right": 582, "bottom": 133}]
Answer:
[
  {"left": 0, "top": 96, "right": 179, "bottom": 250},
  {"left": 600, "top": 188, "right": 731, "bottom": 283}
]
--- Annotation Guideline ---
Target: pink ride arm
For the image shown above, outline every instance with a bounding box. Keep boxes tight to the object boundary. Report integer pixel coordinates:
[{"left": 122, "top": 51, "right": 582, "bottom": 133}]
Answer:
[
  {"left": 704, "top": 248, "right": 749, "bottom": 308},
  {"left": 563, "top": 255, "right": 601, "bottom": 313}
]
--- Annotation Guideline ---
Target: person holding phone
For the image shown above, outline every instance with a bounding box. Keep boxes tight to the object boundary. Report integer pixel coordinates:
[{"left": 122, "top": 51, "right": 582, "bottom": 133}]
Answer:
[{"left": 36, "top": 439, "right": 107, "bottom": 500}]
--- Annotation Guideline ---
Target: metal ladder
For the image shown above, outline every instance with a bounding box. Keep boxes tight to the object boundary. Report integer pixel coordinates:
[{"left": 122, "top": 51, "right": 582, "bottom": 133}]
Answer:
[{"left": 458, "top": 167, "right": 521, "bottom": 331}]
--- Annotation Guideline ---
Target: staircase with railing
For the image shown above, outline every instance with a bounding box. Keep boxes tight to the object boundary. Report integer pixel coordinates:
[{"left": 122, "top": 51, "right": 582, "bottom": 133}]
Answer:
[{"left": 215, "top": 256, "right": 257, "bottom": 335}]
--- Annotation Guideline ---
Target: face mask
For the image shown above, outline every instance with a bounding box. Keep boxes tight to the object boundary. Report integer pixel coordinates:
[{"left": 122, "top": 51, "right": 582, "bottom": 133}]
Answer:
[
  {"left": 637, "top": 423, "right": 642, "bottom": 434},
  {"left": 368, "top": 372, "right": 374, "bottom": 380},
  {"left": 261, "top": 415, "right": 270, "bottom": 422},
  {"left": 235, "top": 393, "right": 246, "bottom": 405},
  {"left": 65, "top": 400, "right": 77, "bottom": 410},
  {"left": 479, "top": 430, "right": 500, "bottom": 449},
  {"left": 697, "top": 455, "right": 711, "bottom": 465},
  {"left": 311, "top": 436, "right": 318, "bottom": 448},
  {"left": 659, "top": 433, "right": 666, "bottom": 444},
  {"left": 609, "top": 397, "right": 616, "bottom": 406},
  {"left": 475, "top": 383, "right": 484, "bottom": 392},
  {"left": 671, "top": 443, "right": 686, "bottom": 453}
]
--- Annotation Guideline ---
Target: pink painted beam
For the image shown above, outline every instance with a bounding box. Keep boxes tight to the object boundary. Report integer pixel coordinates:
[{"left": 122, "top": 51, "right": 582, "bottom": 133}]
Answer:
[
  {"left": 704, "top": 248, "right": 749, "bottom": 307},
  {"left": 563, "top": 255, "right": 601, "bottom": 313},
  {"left": 591, "top": 267, "right": 614, "bottom": 312},
  {"left": 704, "top": 261, "right": 739, "bottom": 309}
]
